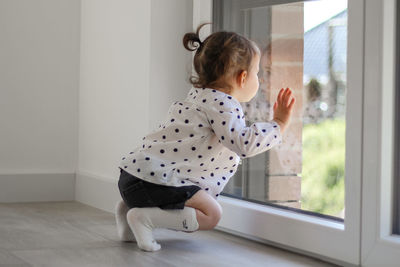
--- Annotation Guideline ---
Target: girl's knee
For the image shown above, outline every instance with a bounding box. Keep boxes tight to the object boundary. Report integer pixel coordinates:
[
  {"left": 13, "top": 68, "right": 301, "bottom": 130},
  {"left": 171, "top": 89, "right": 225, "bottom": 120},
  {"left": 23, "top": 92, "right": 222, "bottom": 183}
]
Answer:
[
  {"left": 207, "top": 205, "right": 222, "bottom": 229},
  {"left": 184, "top": 189, "right": 223, "bottom": 229}
]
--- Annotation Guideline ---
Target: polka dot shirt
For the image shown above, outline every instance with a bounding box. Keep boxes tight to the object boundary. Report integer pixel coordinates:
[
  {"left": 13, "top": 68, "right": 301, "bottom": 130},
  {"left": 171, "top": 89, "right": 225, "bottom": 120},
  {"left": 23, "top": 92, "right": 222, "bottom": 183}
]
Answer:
[{"left": 119, "top": 87, "right": 282, "bottom": 199}]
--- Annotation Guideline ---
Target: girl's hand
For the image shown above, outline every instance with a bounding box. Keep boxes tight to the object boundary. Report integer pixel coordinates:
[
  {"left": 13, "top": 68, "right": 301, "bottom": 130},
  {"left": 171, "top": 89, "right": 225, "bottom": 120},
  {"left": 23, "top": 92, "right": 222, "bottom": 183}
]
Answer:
[{"left": 273, "top": 88, "right": 296, "bottom": 134}]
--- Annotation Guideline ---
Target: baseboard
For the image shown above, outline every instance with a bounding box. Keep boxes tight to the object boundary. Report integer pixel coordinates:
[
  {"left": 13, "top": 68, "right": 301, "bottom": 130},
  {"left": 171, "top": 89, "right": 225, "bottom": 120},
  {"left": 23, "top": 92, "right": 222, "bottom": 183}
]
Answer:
[
  {"left": 75, "top": 170, "right": 121, "bottom": 214},
  {"left": 0, "top": 172, "right": 75, "bottom": 203}
]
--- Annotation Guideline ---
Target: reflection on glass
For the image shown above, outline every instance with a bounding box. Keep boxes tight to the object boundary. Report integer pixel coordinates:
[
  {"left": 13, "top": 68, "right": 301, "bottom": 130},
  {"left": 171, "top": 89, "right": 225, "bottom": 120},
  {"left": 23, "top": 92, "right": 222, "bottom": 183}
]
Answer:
[{"left": 216, "top": 0, "right": 347, "bottom": 219}]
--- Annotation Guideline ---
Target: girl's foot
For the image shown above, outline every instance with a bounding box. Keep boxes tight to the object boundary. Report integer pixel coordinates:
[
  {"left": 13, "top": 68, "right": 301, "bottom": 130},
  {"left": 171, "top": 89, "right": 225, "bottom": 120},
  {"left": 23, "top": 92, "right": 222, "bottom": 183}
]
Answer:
[
  {"left": 115, "top": 200, "right": 136, "bottom": 242},
  {"left": 126, "top": 206, "right": 199, "bottom": 252},
  {"left": 127, "top": 208, "right": 161, "bottom": 252}
]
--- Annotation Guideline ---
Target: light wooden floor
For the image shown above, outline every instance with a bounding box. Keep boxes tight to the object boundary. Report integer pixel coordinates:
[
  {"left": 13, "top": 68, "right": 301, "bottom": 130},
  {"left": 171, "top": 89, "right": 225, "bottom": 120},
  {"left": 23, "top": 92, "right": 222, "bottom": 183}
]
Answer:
[{"left": 0, "top": 201, "right": 338, "bottom": 267}]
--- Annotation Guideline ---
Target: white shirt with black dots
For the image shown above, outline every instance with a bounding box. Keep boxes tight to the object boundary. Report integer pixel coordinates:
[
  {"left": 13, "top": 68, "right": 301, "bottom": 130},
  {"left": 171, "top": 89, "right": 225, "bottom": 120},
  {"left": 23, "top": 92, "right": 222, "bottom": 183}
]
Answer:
[{"left": 119, "top": 87, "right": 283, "bottom": 200}]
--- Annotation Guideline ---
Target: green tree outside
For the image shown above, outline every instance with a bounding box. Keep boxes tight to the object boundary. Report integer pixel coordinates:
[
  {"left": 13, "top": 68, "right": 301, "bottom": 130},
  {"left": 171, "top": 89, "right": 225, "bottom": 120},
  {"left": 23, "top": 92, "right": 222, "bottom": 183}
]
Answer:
[{"left": 300, "top": 117, "right": 345, "bottom": 217}]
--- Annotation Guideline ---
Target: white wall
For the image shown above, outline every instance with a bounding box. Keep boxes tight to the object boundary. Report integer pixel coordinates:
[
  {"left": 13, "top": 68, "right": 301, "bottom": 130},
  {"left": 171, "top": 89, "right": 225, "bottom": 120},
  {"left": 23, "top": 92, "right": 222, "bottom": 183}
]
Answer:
[
  {"left": 0, "top": 0, "right": 80, "bottom": 174},
  {"left": 0, "top": 0, "right": 80, "bottom": 202},
  {"left": 0, "top": 0, "right": 195, "bottom": 205},
  {"left": 148, "top": 0, "right": 195, "bottom": 132},
  {"left": 78, "top": 0, "right": 194, "bottom": 183},
  {"left": 76, "top": 0, "right": 194, "bottom": 209},
  {"left": 78, "top": 0, "right": 151, "bottom": 182}
]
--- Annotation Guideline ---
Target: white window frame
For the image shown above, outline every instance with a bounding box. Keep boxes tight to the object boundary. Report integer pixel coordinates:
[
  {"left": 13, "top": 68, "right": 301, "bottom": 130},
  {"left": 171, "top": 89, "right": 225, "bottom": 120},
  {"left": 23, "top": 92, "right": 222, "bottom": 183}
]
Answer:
[
  {"left": 193, "top": 0, "right": 366, "bottom": 265},
  {"left": 361, "top": 0, "right": 400, "bottom": 265}
]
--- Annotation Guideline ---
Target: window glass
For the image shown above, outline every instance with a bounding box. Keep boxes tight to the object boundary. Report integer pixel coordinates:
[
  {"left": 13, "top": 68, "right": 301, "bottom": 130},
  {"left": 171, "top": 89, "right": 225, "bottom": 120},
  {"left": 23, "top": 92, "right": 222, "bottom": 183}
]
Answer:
[{"left": 215, "top": 0, "right": 347, "bottom": 220}]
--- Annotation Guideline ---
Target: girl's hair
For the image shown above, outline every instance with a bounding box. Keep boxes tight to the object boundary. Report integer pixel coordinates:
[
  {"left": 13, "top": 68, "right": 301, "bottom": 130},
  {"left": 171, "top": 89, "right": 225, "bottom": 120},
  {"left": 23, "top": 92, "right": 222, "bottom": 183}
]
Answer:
[{"left": 183, "top": 23, "right": 260, "bottom": 94}]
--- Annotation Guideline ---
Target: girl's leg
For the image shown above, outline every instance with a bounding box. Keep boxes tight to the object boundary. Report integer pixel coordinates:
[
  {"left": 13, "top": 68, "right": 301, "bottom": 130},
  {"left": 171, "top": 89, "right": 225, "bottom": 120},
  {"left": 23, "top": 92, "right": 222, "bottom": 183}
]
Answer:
[
  {"left": 184, "top": 189, "right": 223, "bottom": 231},
  {"left": 127, "top": 205, "right": 199, "bottom": 252},
  {"left": 114, "top": 200, "right": 136, "bottom": 242},
  {"left": 125, "top": 189, "right": 218, "bottom": 252}
]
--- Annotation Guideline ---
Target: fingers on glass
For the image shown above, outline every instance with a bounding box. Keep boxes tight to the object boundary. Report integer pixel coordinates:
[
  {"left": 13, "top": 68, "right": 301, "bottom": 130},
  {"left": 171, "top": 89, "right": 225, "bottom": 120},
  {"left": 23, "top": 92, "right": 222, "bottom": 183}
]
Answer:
[
  {"left": 289, "top": 97, "right": 296, "bottom": 109},
  {"left": 278, "top": 88, "right": 284, "bottom": 103},
  {"left": 278, "top": 88, "right": 294, "bottom": 108},
  {"left": 283, "top": 88, "right": 292, "bottom": 104}
]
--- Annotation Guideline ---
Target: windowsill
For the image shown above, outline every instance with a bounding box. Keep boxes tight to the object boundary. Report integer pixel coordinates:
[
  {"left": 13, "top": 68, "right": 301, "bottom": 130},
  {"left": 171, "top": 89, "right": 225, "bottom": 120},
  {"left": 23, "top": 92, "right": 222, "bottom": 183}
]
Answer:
[
  {"left": 218, "top": 195, "right": 344, "bottom": 231},
  {"left": 380, "top": 235, "right": 400, "bottom": 246}
]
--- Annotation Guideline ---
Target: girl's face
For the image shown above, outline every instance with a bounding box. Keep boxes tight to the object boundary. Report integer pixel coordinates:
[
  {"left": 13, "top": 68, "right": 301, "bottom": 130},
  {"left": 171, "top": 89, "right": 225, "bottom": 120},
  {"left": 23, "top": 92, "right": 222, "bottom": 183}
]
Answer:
[
  {"left": 240, "top": 54, "right": 260, "bottom": 102},
  {"left": 219, "top": 54, "right": 260, "bottom": 102}
]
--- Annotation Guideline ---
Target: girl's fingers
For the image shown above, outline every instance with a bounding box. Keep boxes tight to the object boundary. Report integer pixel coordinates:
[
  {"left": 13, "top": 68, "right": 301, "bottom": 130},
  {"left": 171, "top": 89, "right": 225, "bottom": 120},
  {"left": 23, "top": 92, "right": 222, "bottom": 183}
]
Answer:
[
  {"left": 288, "top": 97, "right": 296, "bottom": 109},
  {"left": 278, "top": 88, "right": 284, "bottom": 103},
  {"left": 282, "top": 89, "right": 288, "bottom": 104},
  {"left": 277, "top": 88, "right": 294, "bottom": 108},
  {"left": 283, "top": 88, "right": 291, "bottom": 104},
  {"left": 277, "top": 89, "right": 282, "bottom": 104}
]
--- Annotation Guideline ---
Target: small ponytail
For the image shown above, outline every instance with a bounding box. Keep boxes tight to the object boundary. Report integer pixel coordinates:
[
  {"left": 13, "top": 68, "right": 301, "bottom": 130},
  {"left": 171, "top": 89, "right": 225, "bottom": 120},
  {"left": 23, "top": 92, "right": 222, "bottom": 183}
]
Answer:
[{"left": 182, "top": 22, "right": 211, "bottom": 51}]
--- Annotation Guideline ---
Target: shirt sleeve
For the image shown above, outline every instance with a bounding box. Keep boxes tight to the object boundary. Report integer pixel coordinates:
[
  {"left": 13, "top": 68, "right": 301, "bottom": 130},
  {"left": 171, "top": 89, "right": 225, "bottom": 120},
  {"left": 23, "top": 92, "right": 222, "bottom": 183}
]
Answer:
[{"left": 201, "top": 94, "right": 283, "bottom": 158}]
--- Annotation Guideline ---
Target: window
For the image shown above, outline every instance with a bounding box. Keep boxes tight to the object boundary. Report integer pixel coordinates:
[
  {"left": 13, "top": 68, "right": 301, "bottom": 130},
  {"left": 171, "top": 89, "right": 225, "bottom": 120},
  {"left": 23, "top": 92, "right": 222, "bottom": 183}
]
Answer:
[
  {"left": 193, "top": 0, "right": 400, "bottom": 265},
  {"left": 361, "top": 0, "right": 400, "bottom": 265},
  {"left": 214, "top": 0, "right": 347, "bottom": 220}
]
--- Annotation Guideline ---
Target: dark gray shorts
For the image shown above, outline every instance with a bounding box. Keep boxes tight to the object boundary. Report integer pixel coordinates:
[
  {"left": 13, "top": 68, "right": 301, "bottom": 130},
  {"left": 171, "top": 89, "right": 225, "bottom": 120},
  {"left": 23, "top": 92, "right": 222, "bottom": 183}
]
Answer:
[{"left": 118, "top": 168, "right": 202, "bottom": 210}]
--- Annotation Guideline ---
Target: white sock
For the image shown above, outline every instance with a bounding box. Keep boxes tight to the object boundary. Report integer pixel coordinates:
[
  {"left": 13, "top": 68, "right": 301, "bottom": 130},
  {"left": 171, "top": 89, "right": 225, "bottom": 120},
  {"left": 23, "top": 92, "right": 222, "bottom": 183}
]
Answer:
[
  {"left": 114, "top": 200, "right": 136, "bottom": 242},
  {"left": 126, "top": 206, "right": 199, "bottom": 252}
]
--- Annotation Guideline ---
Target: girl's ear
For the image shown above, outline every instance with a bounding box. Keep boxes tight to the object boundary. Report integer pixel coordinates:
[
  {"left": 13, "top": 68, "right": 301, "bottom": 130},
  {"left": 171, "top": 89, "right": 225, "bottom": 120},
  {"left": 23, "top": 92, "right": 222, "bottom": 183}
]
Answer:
[{"left": 236, "top": 70, "right": 247, "bottom": 88}]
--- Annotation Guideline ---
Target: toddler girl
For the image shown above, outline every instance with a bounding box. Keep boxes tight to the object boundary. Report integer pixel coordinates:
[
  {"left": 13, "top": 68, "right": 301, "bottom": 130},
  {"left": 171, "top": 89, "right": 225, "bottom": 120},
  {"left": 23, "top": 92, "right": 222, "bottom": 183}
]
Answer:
[{"left": 115, "top": 22, "right": 296, "bottom": 252}]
